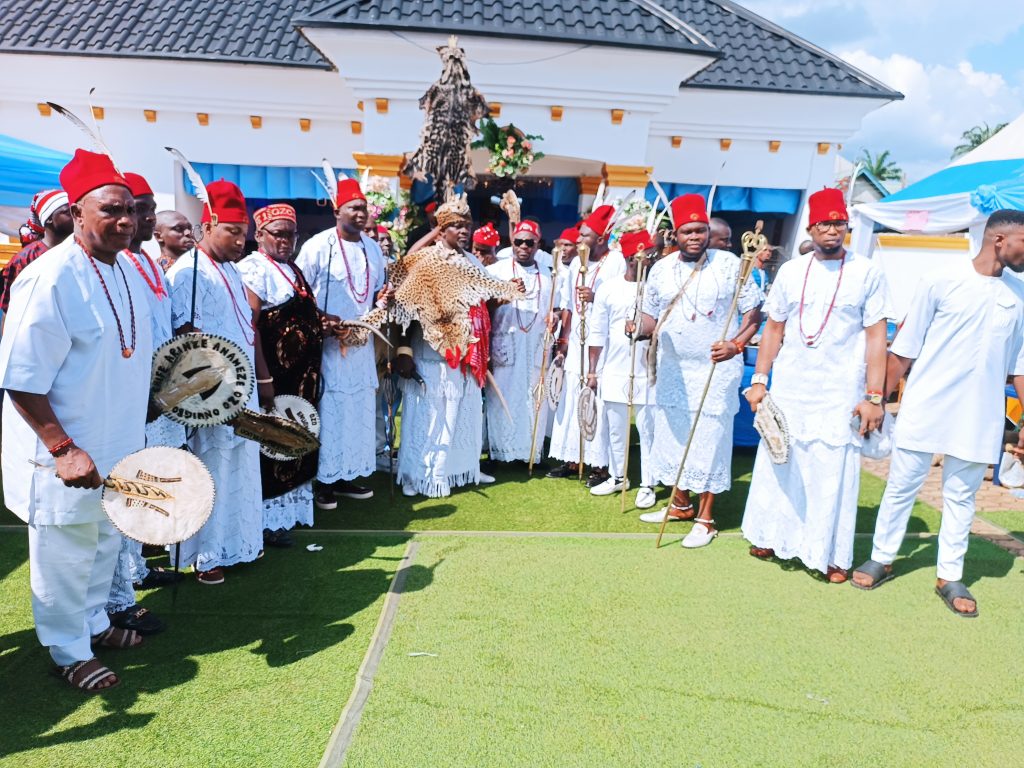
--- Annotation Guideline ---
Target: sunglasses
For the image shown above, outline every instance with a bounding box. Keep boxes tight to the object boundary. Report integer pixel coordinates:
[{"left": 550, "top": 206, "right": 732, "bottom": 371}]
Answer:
[{"left": 513, "top": 238, "right": 536, "bottom": 247}]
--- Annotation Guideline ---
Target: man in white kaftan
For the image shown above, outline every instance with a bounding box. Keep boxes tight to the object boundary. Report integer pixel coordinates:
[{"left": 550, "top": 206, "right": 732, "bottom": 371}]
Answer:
[
  {"left": 587, "top": 230, "right": 657, "bottom": 508},
  {"left": 853, "top": 209, "right": 1024, "bottom": 617},
  {"left": 743, "top": 189, "right": 891, "bottom": 580},
  {"left": 547, "top": 205, "right": 624, "bottom": 486},
  {"left": 1, "top": 150, "right": 152, "bottom": 688},
  {"left": 167, "top": 181, "right": 262, "bottom": 585},
  {"left": 106, "top": 172, "right": 185, "bottom": 631},
  {"left": 295, "top": 179, "right": 386, "bottom": 507},
  {"left": 638, "top": 194, "right": 763, "bottom": 547},
  {"left": 485, "top": 221, "right": 553, "bottom": 463}
]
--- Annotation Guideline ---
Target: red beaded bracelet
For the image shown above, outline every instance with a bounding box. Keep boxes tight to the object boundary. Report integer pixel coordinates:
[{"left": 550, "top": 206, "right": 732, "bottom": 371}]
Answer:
[{"left": 48, "top": 437, "right": 74, "bottom": 457}]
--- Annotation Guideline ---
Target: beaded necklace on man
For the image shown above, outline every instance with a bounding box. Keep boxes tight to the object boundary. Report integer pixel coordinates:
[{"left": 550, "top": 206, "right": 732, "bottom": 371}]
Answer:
[
  {"left": 259, "top": 249, "right": 309, "bottom": 299},
  {"left": 798, "top": 252, "right": 846, "bottom": 347},
  {"left": 78, "top": 237, "right": 136, "bottom": 358},
  {"left": 511, "top": 259, "right": 542, "bottom": 333},
  {"left": 673, "top": 252, "right": 721, "bottom": 321},
  {"left": 201, "top": 248, "right": 255, "bottom": 346}
]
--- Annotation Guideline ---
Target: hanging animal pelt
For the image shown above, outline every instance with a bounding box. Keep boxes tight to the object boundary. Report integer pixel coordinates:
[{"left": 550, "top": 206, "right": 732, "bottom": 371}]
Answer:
[{"left": 403, "top": 36, "right": 489, "bottom": 199}]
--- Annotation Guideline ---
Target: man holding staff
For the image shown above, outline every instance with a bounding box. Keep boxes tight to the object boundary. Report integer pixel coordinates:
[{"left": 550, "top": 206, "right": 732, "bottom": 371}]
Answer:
[
  {"left": 636, "top": 194, "right": 762, "bottom": 547},
  {"left": 0, "top": 149, "right": 153, "bottom": 691},
  {"left": 588, "top": 229, "right": 657, "bottom": 508}
]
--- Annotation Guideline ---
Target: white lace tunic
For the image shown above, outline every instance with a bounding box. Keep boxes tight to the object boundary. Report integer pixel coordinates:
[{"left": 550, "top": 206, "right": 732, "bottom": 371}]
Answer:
[
  {"left": 643, "top": 249, "right": 763, "bottom": 491},
  {"left": 295, "top": 230, "right": 386, "bottom": 482},
  {"left": 167, "top": 249, "right": 262, "bottom": 569},
  {"left": 485, "top": 259, "right": 553, "bottom": 462}
]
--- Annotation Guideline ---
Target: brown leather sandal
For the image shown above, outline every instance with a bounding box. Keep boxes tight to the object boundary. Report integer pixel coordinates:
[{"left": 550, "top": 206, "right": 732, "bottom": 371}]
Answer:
[
  {"left": 91, "top": 625, "right": 143, "bottom": 649},
  {"left": 54, "top": 658, "right": 120, "bottom": 693}
]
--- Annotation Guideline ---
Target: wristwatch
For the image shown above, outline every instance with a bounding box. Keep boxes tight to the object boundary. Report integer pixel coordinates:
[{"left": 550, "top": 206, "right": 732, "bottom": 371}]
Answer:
[
  {"left": 865, "top": 392, "right": 884, "bottom": 406},
  {"left": 750, "top": 373, "right": 769, "bottom": 387}
]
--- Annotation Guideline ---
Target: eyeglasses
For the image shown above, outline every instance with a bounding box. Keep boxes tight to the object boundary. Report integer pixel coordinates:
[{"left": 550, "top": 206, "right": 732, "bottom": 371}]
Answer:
[
  {"left": 813, "top": 221, "right": 849, "bottom": 233},
  {"left": 263, "top": 230, "right": 297, "bottom": 241},
  {"left": 513, "top": 238, "right": 536, "bottom": 247}
]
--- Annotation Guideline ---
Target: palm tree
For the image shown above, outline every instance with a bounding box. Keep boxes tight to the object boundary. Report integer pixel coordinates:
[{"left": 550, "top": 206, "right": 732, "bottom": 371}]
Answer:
[
  {"left": 951, "top": 122, "right": 1008, "bottom": 159},
  {"left": 858, "top": 149, "right": 903, "bottom": 182}
]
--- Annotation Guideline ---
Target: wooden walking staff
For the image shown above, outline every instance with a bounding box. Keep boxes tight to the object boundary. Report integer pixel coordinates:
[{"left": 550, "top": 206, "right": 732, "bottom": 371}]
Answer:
[
  {"left": 655, "top": 222, "right": 764, "bottom": 548},
  {"left": 619, "top": 253, "right": 652, "bottom": 513},
  {"left": 576, "top": 244, "right": 591, "bottom": 483},
  {"left": 527, "top": 243, "right": 563, "bottom": 476}
]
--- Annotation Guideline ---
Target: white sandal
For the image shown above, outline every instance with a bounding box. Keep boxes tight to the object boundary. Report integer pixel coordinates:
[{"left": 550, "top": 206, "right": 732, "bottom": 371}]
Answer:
[{"left": 681, "top": 519, "right": 718, "bottom": 549}]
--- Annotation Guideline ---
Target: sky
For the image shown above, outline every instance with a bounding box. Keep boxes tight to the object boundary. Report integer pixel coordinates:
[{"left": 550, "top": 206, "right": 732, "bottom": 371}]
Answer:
[{"left": 743, "top": 0, "right": 1024, "bottom": 184}]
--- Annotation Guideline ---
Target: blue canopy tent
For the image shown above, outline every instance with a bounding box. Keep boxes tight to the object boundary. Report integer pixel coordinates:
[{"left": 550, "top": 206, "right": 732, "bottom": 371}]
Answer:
[
  {"left": 0, "top": 134, "right": 70, "bottom": 235},
  {"left": 850, "top": 113, "right": 1024, "bottom": 256}
]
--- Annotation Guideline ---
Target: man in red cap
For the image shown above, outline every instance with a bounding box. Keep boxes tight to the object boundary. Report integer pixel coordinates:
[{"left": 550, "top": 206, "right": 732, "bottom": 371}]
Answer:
[
  {"left": 167, "top": 179, "right": 266, "bottom": 585},
  {"left": 105, "top": 172, "right": 183, "bottom": 634},
  {"left": 742, "top": 188, "right": 891, "bottom": 582},
  {"left": 554, "top": 227, "right": 579, "bottom": 267},
  {"left": 0, "top": 149, "right": 154, "bottom": 691},
  {"left": 239, "top": 203, "right": 323, "bottom": 549},
  {"left": 546, "top": 204, "right": 624, "bottom": 485},
  {"left": 636, "top": 193, "right": 763, "bottom": 546},
  {"left": 587, "top": 229, "right": 657, "bottom": 507},
  {"left": 0, "top": 189, "right": 73, "bottom": 318},
  {"left": 484, "top": 219, "right": 555, "bottom": 465},
  {"left": 471, "top": 221, "right": 501, "bottom": 266},
  {"left": 295, "top": 177, "right": 388, "bottom": 509}
]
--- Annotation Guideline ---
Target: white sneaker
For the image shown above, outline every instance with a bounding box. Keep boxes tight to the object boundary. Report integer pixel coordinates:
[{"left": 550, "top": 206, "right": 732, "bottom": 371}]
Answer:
[
  {"left": 478, "top": 472, "right": 496, "bottom": 485},
  {"left": 681, "top": 521, "right": 718, "bottom": 549},
  {"left": 635, "top": 487, "right": 656, "bottom": 509},
  {"left": 590, "top": 476, "right": 626, "bottom": 496},
  {"left": 401, "top": 484, "right": 418, "bottom": 497}
]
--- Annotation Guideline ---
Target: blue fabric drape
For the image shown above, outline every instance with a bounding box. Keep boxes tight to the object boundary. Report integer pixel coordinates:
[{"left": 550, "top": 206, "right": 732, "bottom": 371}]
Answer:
[
  {"left": 645, "top": 182, "right": 801, "bottom": 215},
  {"left": 0, "top": 134, "right": 71, "bottom": 206},
  {"left": 184, "top": 163, "right": 358, "bottom": 202}
]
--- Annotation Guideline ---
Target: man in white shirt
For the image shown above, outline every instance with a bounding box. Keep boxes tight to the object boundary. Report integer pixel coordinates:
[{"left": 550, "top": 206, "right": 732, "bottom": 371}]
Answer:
[
  {"left": 853, "top": 209, "right": 1024, "bottom": 617},
  {"left": 743, "top": 188, "right": 891, "bottom": 582},
  {"left": 0, "top": 149, "right": 153, "bottom": 691},
  {"left": 636, "top": 194, "right": 763, "bottom": 547},
  {"left": 588, "top": 229, "right": 657, "bottom": 508},
  {"left": 485, "top": 220, "right": 553, "bottom": 464},
  {"left": 295, "top": 179, "right": 387, "bottom": 509},
  {"left": 546, "top": 205, "right": 625, "bottom": 486}
]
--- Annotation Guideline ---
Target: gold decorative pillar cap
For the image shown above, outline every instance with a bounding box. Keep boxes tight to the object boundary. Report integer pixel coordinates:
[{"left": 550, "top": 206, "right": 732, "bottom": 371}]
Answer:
[
  {"left": 602, "top": 164, "right": 654, "bottom": 189},
  {"left": 352, "top": 153, "right": 405, "bottom": 177}
]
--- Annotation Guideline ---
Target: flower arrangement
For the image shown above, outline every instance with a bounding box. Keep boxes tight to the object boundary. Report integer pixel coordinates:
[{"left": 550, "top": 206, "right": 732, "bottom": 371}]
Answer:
[
  {"left": 471, "top": 118, "right": 545, "bottom": 178},
  {"left": 608, "top": 197, "right": 654, "bottom": 242},
  {"left": 364, "top": 175, "right": 398, "bottom": 222}
]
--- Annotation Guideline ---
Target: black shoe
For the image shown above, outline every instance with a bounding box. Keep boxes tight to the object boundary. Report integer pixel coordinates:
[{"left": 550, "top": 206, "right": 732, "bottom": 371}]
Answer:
[
  {"left": 134, "top": 567, "right": 184, "bottom": 589},
  {"left": 263, "top": 528, "right": 294, "bottom": 548},
  {"left": 332, "top": 480, "right": 374, "bottom": 500},
  {"left": 545, "top": 462, "right": 579, "bottom": 479},
  {"left": 586, "top": 469, "right": 610, "bottom": 488},
  {"left": 108, "top": 605, "right": 165, "bottom": 635},
  {"left": 315, "top": 487, "right": 338, "bottom": 509}
]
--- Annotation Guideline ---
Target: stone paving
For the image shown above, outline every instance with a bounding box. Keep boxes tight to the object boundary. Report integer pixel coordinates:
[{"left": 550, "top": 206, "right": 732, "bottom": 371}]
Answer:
[{"left": 861, "top": 454, "right": 1024, "bottom": 557}]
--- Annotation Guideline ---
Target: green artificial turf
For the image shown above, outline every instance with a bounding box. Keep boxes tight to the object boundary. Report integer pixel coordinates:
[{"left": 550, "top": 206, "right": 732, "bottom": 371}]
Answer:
[
  {"left": 978, "top": 509, "right": 1024, "bottom": 541},
  {"left": 313, "top": 449, "right": 942, "bottom": 534},
  {"left": 344, "top": 534, "right": 1024, "bottom": 768},
  {"left": 0, "top": 531, "right": 413, "bottom": 768}
]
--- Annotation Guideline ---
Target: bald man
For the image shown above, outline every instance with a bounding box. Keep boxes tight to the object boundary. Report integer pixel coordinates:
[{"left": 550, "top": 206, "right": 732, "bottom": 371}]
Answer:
[
  {"left": 709, "top": 218, "right": 733, "bottom": 252},
  {"left": 154, "top": 211, "right": 195, "bottom": 271}
]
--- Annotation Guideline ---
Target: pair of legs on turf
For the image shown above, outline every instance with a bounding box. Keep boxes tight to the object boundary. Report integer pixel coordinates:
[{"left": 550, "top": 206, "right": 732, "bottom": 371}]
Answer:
[{"left": 853, "top": 448, "right": 985, "bottom": 616}]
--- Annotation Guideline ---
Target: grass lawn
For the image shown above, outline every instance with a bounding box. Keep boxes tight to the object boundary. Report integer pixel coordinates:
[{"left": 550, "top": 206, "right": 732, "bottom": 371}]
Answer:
[
  {"left": 979, "top": 509, "right": 1024, "bottom": 541},
  {"left": 344, "top": 534, "right": 1024, "bottom": 768},
  {"left": 0, "top": 531, "right": 413, "bottom": 768},
  {"left": 313, "top": 450, "right": 943, "bottom": 535}
]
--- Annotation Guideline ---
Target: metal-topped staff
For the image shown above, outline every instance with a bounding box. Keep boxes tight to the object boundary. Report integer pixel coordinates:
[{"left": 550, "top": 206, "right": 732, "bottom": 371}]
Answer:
[
  {"left": 527, "top": 243, "right": 562, "bottom": 476},
  {"left": 576, "top": 243, "right": 591, "bottom": 483},
  {"left": 655, "top": 221, "right": 765, "bottom": 548}
]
